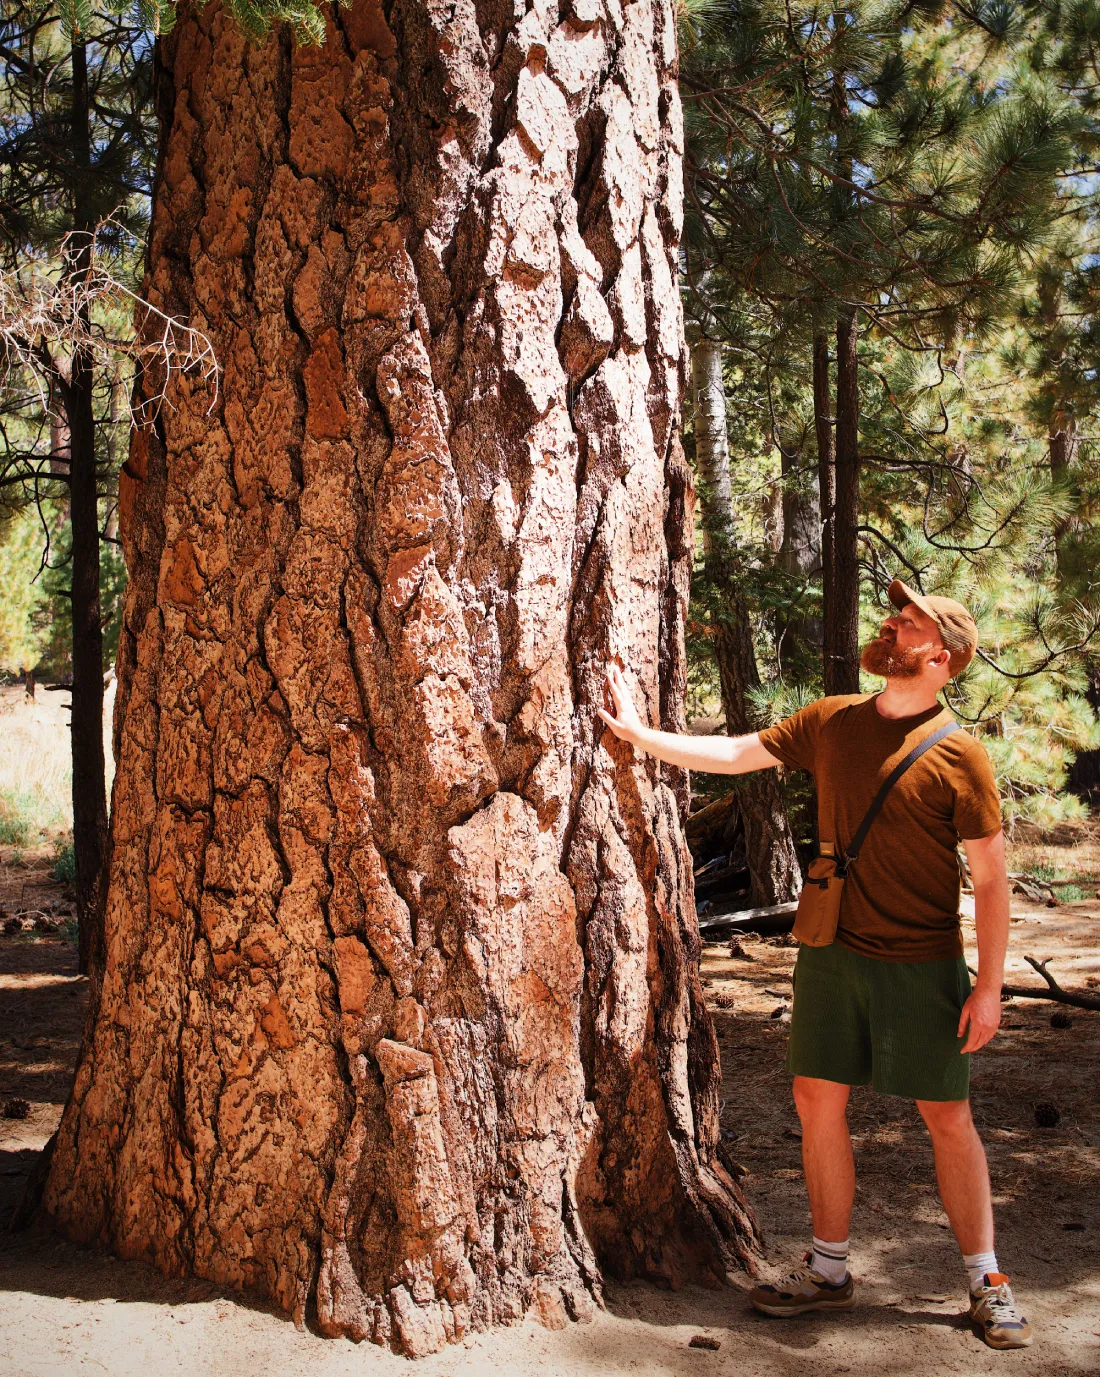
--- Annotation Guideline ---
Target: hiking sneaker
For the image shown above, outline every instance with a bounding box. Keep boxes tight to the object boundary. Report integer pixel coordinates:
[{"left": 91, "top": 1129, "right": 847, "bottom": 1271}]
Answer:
[
  {"left": 749, "top": 1254, "right": 855, "bottom": 1317},
  {"left": 969, "top": 1273, "right": 1033, "bottom": 1349}
]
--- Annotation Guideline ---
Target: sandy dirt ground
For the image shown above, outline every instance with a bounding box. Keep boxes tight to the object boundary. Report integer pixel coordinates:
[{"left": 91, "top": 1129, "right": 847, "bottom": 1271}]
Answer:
[{"left": 1, "top": 836, "right": 1098, "bottom": 1375}]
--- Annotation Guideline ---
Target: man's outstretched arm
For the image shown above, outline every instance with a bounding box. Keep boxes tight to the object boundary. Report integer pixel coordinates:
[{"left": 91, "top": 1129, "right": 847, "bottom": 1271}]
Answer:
[{"left": 597, "top": 664, "right": 782, "bottom": 775}]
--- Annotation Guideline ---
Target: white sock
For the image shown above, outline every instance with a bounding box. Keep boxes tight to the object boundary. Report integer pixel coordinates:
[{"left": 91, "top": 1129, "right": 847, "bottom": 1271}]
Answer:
[
  {"left": 963, "top": 1249, "right": 999, "bottom": 1290},
  {"left": 810, "top": 1236, "right": 849, "bottom": 1284}
]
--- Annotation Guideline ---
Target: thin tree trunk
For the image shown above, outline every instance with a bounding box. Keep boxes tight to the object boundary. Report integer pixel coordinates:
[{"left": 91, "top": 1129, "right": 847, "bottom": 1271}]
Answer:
[
  {"left": 813, "top": 331, "right": 835, "bottom": 689},
  {"left": 824, "top": 28, "right": 859, "bottom": 696},
  {"left": 831, "top": 310, "right": 861, "bottom": 694},
  {"left": 103, "top": 366, "right": 125, "bottom": 541},
  {"left": 690, "top": 338, "right": 801, "bottom": 905},
  {"left": 776, "top": 444, "right": 821, "bottom": 672},
  {"left": 66, "top": 36, "right": 109, "bottom": 978},
  {"left": 690, "top": 337, "right": 733, "bottom": 557},
  {"left": 712, "top": 604, "right": 803, "bottom": 905},
  {"left": 45, "top": 2, "right": 758, "bottom": 1354},
  {"left": 1049, "top": 400, "right": 1077, "bottom": 578}
]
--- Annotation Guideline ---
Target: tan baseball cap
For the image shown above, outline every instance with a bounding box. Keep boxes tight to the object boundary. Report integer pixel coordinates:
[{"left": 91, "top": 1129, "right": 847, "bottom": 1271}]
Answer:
[{"left": 887, "top": 578, "right": 978, "bottom": 674}]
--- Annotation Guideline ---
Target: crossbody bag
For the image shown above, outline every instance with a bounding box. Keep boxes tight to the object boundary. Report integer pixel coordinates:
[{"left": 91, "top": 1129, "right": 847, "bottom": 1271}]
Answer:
[{"left": 792, "top": 719, "right": 960, "bottom": 947}]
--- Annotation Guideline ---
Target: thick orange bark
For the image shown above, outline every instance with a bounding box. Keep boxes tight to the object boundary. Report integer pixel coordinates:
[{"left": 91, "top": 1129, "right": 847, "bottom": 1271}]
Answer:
[{"left": 44, "top": 0, "right": 758, "bottom": 1353}]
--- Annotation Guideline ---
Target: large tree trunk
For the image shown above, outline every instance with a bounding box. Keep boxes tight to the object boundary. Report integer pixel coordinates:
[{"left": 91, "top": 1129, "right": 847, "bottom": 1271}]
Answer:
[
  {"left": 67, "top": 35, "right": 110, "bottom": 978},
  {"left": 689, "top": 338, "right": 801, "bottom": 906},
  {"left": 830, "top": 310, "right": 861, "bottom": 694},
  {"left": 44, "top": 0, "right": 758, "bottom": 1355}
]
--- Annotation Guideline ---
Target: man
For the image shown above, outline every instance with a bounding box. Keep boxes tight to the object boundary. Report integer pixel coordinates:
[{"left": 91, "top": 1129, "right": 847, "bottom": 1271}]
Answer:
[{"left": 597, "top": 579, "right": 1031, "bottom": 1350}]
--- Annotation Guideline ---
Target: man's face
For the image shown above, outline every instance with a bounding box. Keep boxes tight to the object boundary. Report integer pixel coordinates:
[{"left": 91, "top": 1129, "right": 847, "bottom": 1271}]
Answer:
[{"left": 860, "top": 604, "right": 945, "bottom": 680}]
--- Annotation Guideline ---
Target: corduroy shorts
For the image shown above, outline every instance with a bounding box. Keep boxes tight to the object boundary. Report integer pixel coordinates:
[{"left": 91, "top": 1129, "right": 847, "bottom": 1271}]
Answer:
[{"left": 786, "top": 939, "right": 972, "bottom": 1101}]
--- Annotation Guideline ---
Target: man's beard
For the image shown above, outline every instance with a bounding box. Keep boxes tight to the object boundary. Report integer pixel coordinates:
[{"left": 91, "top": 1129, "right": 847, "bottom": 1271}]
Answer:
[{"left": 860, "top": 635, "right": 931, "bottom": 678}]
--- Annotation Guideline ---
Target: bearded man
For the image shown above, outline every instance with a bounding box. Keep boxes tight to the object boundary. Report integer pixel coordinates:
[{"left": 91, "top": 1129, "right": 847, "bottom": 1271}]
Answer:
[{"left": 598, "top": 579, "right": 1032, "bottom": 1350}]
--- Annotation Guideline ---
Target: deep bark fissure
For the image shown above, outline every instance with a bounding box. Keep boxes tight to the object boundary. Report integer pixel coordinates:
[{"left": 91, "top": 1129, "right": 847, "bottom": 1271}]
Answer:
[{"left": 46, "top": 0, "right": 757, "bottom": 1355}]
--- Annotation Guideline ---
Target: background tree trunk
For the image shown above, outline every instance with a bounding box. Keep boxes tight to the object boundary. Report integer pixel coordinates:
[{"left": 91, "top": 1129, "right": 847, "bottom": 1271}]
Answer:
[
  {"left": 66, "top": 35, "right": 110, "bottom": 978},
  {"left": 44, "top": 0, "right": 758, "bottom": 1355},
  {"left": 813, "top": 330, "right": 835, "bottom": 689},
  {"left": 689, "top": 338, "right": 801, "bottom": 905},
  {"left": 690, "top": 337, "right": 733, "bottom": 555},
  {"left": 776, "top": 444, "right": 822, "bottom": 673},
  {"left": 1049, "top": 400, "right": 1078, "bottom": 578},
  {"left": 712, "top": 603, "right": 803, "bottom": 904},
  {"left": 830, "top": 310, "right": 861, "bottom": 693}
]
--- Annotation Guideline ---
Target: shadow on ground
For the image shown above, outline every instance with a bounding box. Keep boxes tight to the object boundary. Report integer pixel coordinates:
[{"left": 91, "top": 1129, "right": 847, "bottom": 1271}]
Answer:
[{"left": 0, "top": 902, "right": 1098, "bottom": 1374}]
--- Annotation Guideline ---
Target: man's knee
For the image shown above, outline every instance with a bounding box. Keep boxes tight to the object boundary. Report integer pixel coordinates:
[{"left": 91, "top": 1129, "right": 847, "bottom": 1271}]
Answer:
[
  {"left": 916, "top": 1097, "right": 974, "bottom": 1139},
  {"left": 793, "top": 1075, "right": 851, "bottom": 1122}
]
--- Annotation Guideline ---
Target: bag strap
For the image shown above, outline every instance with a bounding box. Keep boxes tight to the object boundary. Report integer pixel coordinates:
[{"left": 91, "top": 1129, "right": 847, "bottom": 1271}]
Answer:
[{"left": 838, "top": 720, "right": 959, "bottom": 874}]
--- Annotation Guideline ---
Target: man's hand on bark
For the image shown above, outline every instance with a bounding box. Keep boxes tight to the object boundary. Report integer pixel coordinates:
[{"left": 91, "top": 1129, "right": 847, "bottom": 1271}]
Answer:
[
  {"left": 958, "top": 982, "right": 1002, "bottom": 1053},
  {"left": 597, "top": 663, "right": 644, "bottom": 742}
]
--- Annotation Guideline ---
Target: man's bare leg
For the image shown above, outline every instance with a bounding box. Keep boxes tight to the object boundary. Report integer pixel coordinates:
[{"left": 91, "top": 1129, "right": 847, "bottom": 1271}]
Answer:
[
  {"left": 916, "top": 1098, "right": 994, "bottom": 1254},
  {"left": 916, "top": 1098, "right": 1032, "bottom": 1348},
  {"left": 748, "top": 1075, "right": 857, "bottom": 1314},
  {"left": 792, "top": 1075, "right": 854, "bottom": 1240}
]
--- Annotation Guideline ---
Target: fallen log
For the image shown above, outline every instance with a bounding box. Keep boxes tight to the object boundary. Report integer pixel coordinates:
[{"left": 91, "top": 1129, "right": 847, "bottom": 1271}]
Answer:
[
  {"left": 686, "top": 792, "right": 744, "bottom": 858},
  {"left": 695, "top": 863, "right": 751, "bottom": 898},
  {"left": 699, "top": 900, "right": 798, "bottom": 939},
  {"left": 968, "top": 955, "right": 1100, "bottom": 1012}
]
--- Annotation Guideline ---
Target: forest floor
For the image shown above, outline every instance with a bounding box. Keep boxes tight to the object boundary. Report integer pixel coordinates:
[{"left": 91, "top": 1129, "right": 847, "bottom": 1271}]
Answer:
[{"left": 0, "top": 823, "right": 1098, "bottom": 1374}]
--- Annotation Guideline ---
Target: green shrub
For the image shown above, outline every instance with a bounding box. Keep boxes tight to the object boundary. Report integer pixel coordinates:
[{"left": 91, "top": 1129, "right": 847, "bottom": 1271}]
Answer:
[
  {"left": 52, "top": 839, "right": 77, "bottom": 886},
  {"left": 0, "top": 791, "right": 33, "bottom": 846}
]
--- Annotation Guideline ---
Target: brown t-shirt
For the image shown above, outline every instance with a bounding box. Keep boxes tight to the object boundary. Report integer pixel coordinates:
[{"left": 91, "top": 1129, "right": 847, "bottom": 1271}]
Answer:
[{"left": 759, "top": 694, "right": 1002, "bottom": 962}]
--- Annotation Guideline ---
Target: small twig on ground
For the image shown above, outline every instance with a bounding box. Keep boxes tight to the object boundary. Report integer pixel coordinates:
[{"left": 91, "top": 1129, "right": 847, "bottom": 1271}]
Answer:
[{"left": 969, "top": 955, "right": 1100, "bottom": 1011}]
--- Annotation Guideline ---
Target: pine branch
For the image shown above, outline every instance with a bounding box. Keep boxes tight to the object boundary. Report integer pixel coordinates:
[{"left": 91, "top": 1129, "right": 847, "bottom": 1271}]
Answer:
[
  {"left": 972, "top": 612, "right": 1100, "bottom": 678},
  {"left": 857, "top": 525, "right": 927, "bottom": 580}
]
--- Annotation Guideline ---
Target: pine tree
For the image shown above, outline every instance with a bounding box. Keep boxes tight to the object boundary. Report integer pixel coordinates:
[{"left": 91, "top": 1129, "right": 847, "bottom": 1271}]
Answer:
[
  {"left": 681, "top": 0, "right": 1077, "bottom": 689},
  {"left": 0, "top": 1, "right": 156, "bottom": 972},
  {"left": 686, "top": 324, "right": 803, "bottom": 904}
]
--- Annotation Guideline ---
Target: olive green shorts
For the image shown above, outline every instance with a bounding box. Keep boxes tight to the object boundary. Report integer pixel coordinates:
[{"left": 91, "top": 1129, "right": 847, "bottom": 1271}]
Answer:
[{"left": 786, "top": 940, "right": 972, "bottom": 1101}]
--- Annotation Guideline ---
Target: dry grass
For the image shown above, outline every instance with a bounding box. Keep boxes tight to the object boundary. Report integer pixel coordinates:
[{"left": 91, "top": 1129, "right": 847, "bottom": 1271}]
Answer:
[
  {"left": 1005, "top": 815, "right": 1100, "bottom": 899},
  {"left": 0, "top": 686, "right": 72, "bottom": 846}
]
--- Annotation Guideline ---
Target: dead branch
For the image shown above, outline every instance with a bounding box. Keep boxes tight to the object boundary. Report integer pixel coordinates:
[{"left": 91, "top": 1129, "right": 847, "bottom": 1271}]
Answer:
[
  {"left": 969, "top": 955, "right": 1100, "bottom": 1011},
  {"left": 0, "top": 220, "right": 219, "bottom": 437}
]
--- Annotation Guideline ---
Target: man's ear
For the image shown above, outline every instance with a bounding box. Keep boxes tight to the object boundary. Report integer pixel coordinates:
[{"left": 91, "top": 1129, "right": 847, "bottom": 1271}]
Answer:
[{"left": 928, "top": 645, "right": 951, "bottom": 671}]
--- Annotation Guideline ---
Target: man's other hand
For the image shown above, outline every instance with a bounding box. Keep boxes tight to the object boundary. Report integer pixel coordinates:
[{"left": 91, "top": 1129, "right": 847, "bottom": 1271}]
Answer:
[{"left": 958, "top": 983, "right": 1002, "bottom": 1054}]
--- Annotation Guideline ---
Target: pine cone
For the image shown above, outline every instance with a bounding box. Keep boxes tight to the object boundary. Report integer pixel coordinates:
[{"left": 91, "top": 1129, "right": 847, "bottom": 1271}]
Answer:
[
  {"left": 2, "top": 1098, "right": 30, "bottom": 1120},
  {"left": 1050, "top": 1011, "right": 1073, "bottom": 1029},
  {"left": 1034, "top": 1102, "right": 1061, "bottom": 1129}
]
